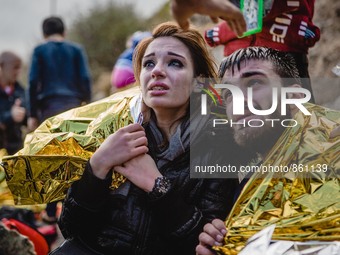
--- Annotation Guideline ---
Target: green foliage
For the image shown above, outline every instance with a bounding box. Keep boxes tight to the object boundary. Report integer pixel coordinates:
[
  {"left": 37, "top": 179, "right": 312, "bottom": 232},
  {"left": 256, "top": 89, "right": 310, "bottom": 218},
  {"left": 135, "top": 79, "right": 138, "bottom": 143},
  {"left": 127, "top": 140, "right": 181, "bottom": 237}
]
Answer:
[{"left": 67, "top": 2, "right": 147, "bottom": 81}]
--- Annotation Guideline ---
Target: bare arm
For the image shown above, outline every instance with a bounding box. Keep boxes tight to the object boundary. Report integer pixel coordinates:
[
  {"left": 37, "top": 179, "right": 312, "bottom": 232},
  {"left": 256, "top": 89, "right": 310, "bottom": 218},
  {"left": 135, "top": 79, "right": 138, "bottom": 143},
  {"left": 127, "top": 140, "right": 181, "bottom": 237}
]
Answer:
[{"left": 170, "top": 0, "right": 246, "bottom": 36}]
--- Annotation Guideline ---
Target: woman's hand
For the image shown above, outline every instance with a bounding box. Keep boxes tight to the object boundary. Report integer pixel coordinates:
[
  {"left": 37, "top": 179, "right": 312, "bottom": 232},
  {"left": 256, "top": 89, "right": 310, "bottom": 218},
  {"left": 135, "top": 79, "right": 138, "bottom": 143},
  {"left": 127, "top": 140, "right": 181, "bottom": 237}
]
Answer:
[
  {"left": 114, "top": 154, "right": 162, "bottom": 192},
  {"left": 90, "top": 123, "right": 148, "bottom": 179},
  {"left": 196, "top": 219, "right": 227, "bottom": 255}
]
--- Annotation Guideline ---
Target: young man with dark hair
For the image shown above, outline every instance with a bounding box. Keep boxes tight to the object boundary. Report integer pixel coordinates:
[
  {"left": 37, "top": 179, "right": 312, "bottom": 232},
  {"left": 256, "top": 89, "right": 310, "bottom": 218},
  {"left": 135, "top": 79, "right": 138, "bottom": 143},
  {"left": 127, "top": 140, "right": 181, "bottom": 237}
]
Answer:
[
  {"left": 218, "top": 47, "right": 304, "bottom": 156},
  {"left": 27, "top": 16, "right": 92, "bottom": 133},
  {"left": 196, "top": 47, "right": 339, "bottom": 255},
  {"left": 42, "top": 16, "right": 65, "bottom": 36}
]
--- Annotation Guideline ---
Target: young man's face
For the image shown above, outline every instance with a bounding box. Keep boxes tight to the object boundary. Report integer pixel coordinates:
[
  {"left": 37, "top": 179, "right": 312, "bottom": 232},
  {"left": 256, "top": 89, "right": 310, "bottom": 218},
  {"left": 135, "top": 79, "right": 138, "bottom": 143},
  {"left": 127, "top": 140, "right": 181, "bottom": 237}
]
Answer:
[{"left": 222, "top": 59, "right": 286, "bottom": 153}]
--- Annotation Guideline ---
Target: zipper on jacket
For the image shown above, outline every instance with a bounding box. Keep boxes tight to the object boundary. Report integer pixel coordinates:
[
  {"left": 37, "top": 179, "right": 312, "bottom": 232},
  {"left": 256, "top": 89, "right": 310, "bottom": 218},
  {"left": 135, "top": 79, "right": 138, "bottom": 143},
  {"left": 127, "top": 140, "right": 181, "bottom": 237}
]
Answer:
[{"left": 134, "top": 196, "right": 150, "bottom": 255}]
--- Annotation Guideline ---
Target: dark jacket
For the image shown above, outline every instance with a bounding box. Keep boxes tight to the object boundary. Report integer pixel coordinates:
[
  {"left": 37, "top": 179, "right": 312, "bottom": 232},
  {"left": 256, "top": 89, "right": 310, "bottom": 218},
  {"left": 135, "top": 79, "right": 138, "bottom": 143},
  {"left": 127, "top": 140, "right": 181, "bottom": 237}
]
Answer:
[
  {"left": 58, "top": 118, "right": 240, "bottom": 255},
  {"left": 0, "top": 82, "right": 26, "bottom": 155},
  {"left": 28, "top": 40, "right": 91, "bottom": 118}
]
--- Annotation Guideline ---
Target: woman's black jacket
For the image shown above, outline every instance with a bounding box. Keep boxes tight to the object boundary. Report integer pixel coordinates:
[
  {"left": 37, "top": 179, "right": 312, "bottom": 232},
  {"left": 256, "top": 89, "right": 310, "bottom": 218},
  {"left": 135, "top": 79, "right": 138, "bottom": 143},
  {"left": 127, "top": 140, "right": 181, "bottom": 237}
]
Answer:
[{"left": 58, "top": 121, "right": 240, "bottom": 255}]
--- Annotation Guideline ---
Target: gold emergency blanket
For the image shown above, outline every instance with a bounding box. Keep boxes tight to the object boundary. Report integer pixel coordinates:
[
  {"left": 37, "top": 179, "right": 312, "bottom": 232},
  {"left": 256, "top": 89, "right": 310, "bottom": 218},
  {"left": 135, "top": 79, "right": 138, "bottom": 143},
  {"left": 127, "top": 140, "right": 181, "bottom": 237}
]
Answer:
[
  {"left": 215, "top": 104, "right": 340, "bottom": 255},
  {"left": 0, "top": 149, "right": 14, "bottom": 206},
  {"left": 0, "top": 86, "right": 141, "bottom": 205}
]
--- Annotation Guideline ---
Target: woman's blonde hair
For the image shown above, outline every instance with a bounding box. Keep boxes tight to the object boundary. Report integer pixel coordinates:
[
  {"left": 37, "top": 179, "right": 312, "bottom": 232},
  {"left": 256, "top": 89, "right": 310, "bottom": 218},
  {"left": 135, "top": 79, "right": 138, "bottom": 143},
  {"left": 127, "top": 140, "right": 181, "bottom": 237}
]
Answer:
[{"left": 133, "top": 22, "right": 217, "bottom": 84}]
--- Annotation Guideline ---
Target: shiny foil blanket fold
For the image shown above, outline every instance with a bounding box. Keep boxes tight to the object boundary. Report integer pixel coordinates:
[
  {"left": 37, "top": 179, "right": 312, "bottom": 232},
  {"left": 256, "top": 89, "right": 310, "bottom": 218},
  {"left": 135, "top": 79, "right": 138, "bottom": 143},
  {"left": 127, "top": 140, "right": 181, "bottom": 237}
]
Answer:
[
  {"left": 214, "top": 104, "right": 340, "bottom": 255},
  {"left": 0, "top": 87, "right": 141, "bottom": 205}
]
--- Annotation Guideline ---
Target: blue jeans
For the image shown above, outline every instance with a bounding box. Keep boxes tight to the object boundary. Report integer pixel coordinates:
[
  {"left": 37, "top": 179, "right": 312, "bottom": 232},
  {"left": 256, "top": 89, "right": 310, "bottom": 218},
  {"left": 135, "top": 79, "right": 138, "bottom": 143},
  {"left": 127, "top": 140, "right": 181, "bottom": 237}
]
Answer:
[{"left": 39, "top": 96, "right": 82, "bottom": 122}]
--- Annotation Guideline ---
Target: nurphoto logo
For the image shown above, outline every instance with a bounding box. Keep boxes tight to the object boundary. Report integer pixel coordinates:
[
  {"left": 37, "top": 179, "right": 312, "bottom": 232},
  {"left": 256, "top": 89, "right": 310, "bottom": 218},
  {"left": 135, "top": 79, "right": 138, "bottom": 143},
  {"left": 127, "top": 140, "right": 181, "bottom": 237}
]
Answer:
[{"left": 200, "top": 84, "right": 312, "bottom": 128}]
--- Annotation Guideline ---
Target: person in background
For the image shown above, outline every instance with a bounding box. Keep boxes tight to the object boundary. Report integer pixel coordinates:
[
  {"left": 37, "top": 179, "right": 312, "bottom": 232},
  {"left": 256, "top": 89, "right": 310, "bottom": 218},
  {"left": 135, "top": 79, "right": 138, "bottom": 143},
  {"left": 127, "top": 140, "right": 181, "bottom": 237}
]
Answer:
[
  {"left": 51, "top": 22, "right": 241, "bottom": 254},
  {"left": 27, "top": 16, "right": 92, "bottom": 132},
  {"left": 111, "top": 31, "right": 151, "bottom": 92},
  {"left": 0, "top": 51, "right": 26, "bottom": 155},
  {"left": 170, "top": 0, "right": 246, "bottom": 36},
  {"left": 204, "top": 0, "right": 320, "bottom": 103},
  {"left": 27, "top": 16, "right": 92, "bottom": 229}
]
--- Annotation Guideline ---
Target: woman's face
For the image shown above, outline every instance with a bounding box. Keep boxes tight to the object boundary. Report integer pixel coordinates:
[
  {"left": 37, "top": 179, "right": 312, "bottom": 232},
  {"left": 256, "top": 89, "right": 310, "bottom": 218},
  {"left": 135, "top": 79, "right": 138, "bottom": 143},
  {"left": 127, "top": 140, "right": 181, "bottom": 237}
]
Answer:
[{"left": 140, "top": 37, "right": 195, "bottom": 112}]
